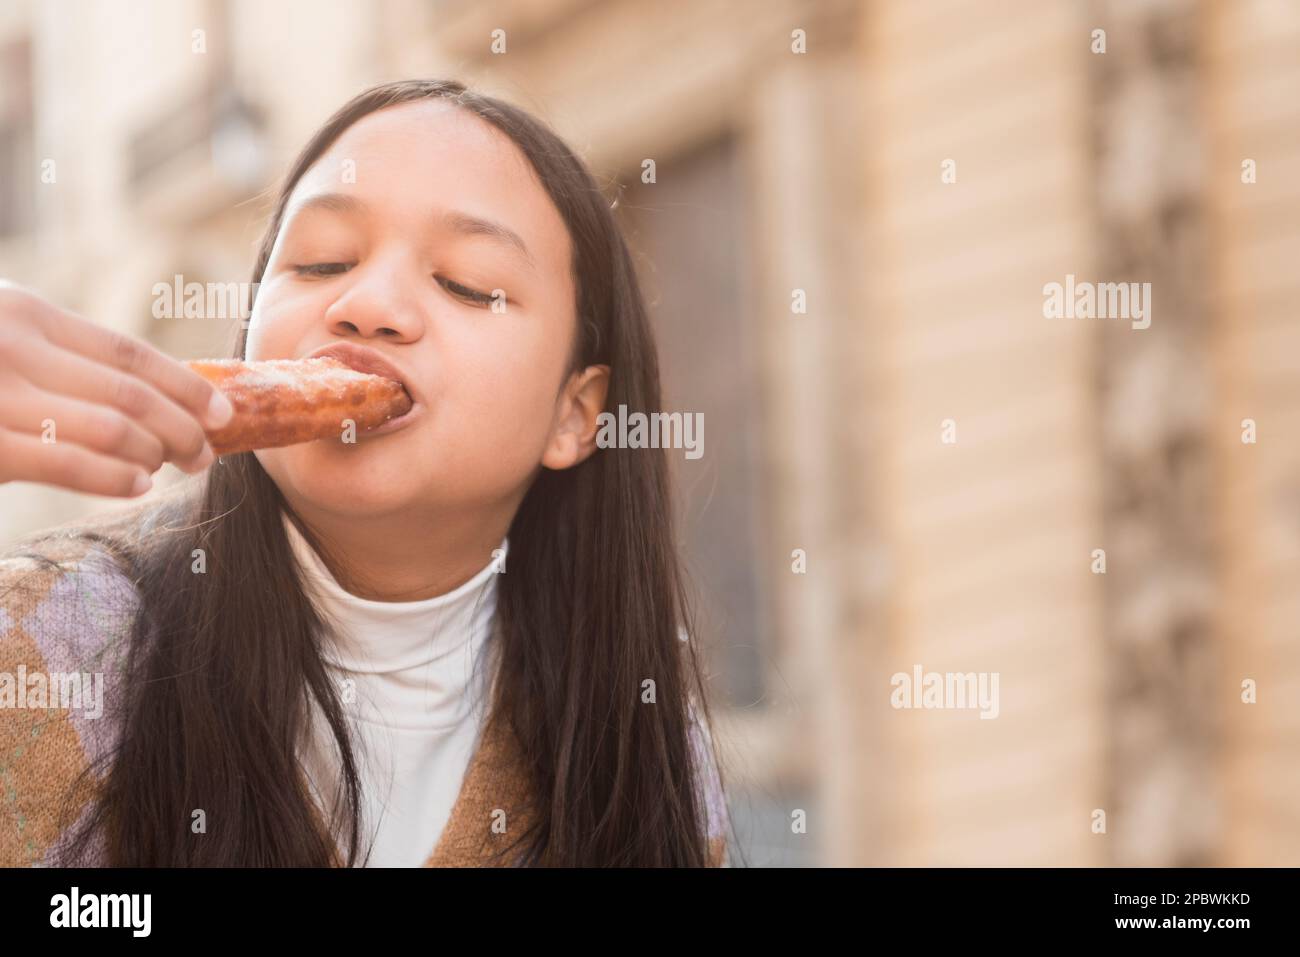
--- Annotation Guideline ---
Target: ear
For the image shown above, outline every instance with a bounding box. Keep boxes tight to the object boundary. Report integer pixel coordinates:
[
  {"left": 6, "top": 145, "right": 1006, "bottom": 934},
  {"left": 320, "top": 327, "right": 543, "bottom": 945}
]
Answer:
[{"left": 542, "top": 364, "right": 611, "bottom": 470}]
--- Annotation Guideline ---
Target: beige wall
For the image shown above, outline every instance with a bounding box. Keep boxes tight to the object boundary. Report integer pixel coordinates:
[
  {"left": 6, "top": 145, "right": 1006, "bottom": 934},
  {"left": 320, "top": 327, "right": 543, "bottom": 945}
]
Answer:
[
  {"left": 1205, "top": 0, "right": 1300, "bottom": 867},
  {"left": 862, "top": 0, "right": 1104, "bottom": 865}
]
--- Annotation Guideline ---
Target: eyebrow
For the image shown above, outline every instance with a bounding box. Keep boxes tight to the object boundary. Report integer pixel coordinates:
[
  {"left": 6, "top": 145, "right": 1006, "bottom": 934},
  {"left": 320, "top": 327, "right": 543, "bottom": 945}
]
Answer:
[{"left": 288, "top": 192, "right": 535, "bottom": 270}]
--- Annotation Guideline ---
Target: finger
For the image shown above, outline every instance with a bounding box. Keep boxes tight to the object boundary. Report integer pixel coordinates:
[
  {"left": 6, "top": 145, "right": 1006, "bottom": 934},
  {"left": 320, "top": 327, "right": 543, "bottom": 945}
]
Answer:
[
  {"left": 0, "top": 384, "right": 168, "bottom": 474},
  {"left": 0, "top": 428, "right": 152, "bottom": 498},
  {"left": 34, "top": 306, "right": 234, "bottom": 430},
  {"left": 23, "top": 341, "right": 216, "bottom": 473}
]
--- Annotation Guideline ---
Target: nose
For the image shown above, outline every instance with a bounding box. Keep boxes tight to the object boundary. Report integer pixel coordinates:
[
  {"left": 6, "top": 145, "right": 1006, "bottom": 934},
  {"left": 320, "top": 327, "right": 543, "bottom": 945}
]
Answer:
[{"left": 322, "top": 252, "right": 424, "bottom": 342}]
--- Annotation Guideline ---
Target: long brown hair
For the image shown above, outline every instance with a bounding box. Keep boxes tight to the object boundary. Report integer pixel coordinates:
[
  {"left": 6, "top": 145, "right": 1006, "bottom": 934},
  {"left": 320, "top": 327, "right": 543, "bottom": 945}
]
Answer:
[{"left": 39, "top": 78, "right": 728, "bottom": 866}]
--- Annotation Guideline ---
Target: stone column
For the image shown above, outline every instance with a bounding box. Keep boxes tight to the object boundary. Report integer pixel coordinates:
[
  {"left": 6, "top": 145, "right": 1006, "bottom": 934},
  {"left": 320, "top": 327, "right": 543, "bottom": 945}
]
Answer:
[{"left": 1087, "top": 0, "right": 1221, "bottom": 866}]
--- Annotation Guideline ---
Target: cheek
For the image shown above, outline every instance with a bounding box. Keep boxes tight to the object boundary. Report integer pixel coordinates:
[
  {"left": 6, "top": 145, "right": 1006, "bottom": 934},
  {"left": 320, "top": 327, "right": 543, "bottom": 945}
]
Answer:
[
  {"left": 454, "top": 330, "right": 566, "bottom": 445},
  {"left": 424, "top": 380, "right": 553, "bottom": 493},
  {"left": 245, "top": 284, "right": 311, "bottom": 359}
]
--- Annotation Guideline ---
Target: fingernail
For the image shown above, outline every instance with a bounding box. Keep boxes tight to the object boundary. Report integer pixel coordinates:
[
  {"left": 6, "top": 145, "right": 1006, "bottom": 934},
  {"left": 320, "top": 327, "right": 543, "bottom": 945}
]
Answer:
[
  {"left": 194, "top": 444, "right": 215, "bottom": 470},
  {"left": 131, "top": 472, "right": 152, "bottom": 496},
  {"left": 206, "top": 391, "right": 235, "bottom": 427}
]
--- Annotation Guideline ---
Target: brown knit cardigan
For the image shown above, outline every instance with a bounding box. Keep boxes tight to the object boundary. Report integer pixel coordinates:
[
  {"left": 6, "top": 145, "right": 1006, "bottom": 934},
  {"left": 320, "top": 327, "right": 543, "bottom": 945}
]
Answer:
[{"left": 0, "top": 520, "right": 728, "bottom": 867}]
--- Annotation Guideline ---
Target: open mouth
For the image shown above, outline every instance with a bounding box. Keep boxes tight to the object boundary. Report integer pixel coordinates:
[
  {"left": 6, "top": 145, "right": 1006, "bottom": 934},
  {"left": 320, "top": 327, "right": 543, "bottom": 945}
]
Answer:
[
  {"left": 362, "top": 393, "right": 421, "bottom": 437},
  {"left": 306, "top": 342, "right": 421, "bottom": 439}
]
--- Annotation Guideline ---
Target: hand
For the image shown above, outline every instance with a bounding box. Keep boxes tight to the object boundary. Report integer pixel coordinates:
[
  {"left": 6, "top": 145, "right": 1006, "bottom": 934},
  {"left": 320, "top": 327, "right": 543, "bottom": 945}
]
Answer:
[{"left": 0, "top": 280, "right": 235, "bottom": 498}]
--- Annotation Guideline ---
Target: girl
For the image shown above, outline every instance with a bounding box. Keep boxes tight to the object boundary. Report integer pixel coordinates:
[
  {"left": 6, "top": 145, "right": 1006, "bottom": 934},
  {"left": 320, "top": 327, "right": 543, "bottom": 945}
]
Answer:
[{"left": 0, "top": 78, "right": 730, "bottom": 867}]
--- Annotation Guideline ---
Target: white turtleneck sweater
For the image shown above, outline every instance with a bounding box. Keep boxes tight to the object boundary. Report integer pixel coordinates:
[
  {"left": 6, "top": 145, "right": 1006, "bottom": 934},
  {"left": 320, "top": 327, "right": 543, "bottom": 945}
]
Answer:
[{"left": 282, "top": 511, "right": 507, "bottom": 867}]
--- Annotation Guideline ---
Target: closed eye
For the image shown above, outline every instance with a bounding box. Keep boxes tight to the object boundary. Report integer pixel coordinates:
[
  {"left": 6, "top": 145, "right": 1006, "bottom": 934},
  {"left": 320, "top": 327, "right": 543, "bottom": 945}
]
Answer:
[
  {"left": 437, "top": 276, "right": 501, "bottom": 307},
  {"left": 289, "top": 263, "right": 502, "bottom": 307},
  {"left": 292, "top": 262, "right": 352, "bottom": 278}
]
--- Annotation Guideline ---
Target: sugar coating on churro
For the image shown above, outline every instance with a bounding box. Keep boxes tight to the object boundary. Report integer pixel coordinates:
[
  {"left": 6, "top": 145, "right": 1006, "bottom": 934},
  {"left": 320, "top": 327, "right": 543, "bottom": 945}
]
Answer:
[{"left": 186, "top": 356, "right": 413, "bottom": 456}]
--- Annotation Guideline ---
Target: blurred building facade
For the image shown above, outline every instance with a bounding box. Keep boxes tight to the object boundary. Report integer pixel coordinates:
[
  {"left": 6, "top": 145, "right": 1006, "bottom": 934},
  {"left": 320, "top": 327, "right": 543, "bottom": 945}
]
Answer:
[{"left": 1, "top": 0, "right": 1298, "bottom": 866}]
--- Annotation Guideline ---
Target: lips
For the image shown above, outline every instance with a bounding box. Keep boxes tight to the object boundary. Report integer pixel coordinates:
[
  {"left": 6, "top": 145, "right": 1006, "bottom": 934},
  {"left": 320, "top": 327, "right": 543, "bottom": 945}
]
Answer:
[
  {"left": 301, "top": 342, "right": 423, "bottom": 442},
  {"left": 306, "top": 342, "right": 415, "bottom": 403}
]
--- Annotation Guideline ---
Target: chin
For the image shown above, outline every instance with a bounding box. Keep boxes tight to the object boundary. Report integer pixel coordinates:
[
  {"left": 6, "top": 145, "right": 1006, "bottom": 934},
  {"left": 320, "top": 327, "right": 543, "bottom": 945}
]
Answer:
[{"left": 257, "top": 443, "right": 416, "bottom": 516}]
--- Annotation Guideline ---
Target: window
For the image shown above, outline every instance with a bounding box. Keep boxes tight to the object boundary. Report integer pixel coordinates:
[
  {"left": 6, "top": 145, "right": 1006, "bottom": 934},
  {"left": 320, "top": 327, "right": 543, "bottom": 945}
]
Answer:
[{"left": 621, "top": 133, "right": 772, "bottom": 711}]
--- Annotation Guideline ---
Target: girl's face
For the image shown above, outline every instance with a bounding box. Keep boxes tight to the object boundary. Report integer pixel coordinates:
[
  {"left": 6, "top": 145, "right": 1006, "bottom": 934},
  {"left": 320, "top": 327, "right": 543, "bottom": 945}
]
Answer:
[{"left": 247, "top": 100, "right": 604, "bottom": 520}]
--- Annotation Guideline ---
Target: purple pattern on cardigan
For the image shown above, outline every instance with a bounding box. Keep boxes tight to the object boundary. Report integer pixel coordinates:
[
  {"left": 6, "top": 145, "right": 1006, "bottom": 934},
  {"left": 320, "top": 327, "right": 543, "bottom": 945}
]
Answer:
[
  {"left": 38, "top": 797, "right": 109, "bottom": 867},
  {"left": 18, "top": 547, "right": 136, "bottom": 775}
]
